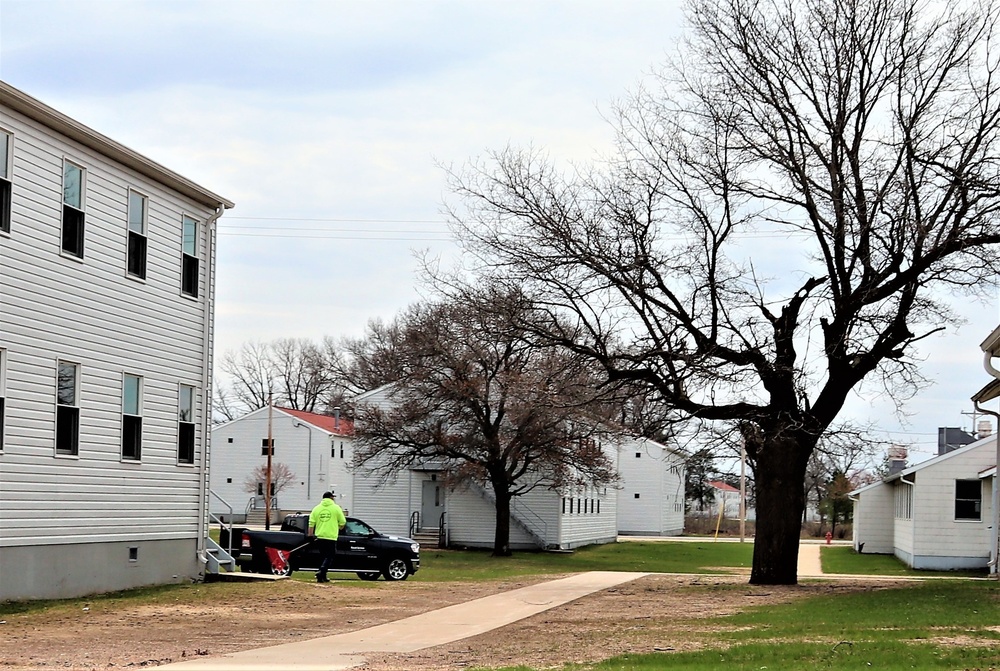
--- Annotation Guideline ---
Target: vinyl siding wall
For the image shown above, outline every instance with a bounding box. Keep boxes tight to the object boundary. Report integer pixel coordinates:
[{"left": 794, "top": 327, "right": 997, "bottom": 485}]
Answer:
[
  {"left": 0, "top": 103, "right": 218, "bottom": 600},
  {"left": 851, "top": 482, "right": 894, "bottom": 554},
  {"left": 617, "top": 437, "right": 685, "bottom": 536},
  {"left": 908, "top": 441, "right": 995, "bottom": 568}
]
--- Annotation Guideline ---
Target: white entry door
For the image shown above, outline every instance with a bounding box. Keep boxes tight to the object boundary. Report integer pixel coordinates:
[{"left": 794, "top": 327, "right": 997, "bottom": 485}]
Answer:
[{"left": 421, "top": 480, "right": 445, "bottom": 531}]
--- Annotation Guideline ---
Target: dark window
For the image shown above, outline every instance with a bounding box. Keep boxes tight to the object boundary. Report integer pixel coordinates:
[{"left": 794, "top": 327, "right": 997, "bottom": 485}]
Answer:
[
  {"left": 178, "top": 385, "right": 195, "bottom": 464},
  {"left": 122, "top": 374, "right": 142, "bottom": 460},
  {"left": 955, "top": 480, "right": 982, "bottom": 520},
  {"left": 0, "top": 396, "right": 5, "bottom": 451},
  {"left": 62, "top": 205, "right": 85, "bottom": 257},
  {"left": 62, "top": 161, "right": 85, "bottom": 258},
  {"left": 127, "top": 231, "right": 147, "bottom": 278},
  {"left": 178, "top": 423, "right": 194, "bottom": 463},
  {"left": 181, "top": 215, "right": 199, "bottom": 297},
  {"left": 181, "top": 254, "right": 198, "bottom": 296},
  {"left": 0, "top": 178, "right": 10, "bottom": 235},
  {"left": 636, "top": 452, "right": 641, "bottom": 458},
  {"left": 56, "top": 361, "right": 79, "bottom": 455},
  {"left": 127, "top": 191, "right": 147, "bottom": 278},
  {"left": 634, "top": 493, "right": 640, "bottom": 499},
  {"left": 122, "top": 415, "right": 142, "bottom": 460},
  {"left": 1, "top": 131, "right": 12, "bottom": 234},
  {"left": 56, "top": 406, "right": 79, "bottom": 455},
  {"left": 261, "top": 438, "right": 274, "bottom": 455}
]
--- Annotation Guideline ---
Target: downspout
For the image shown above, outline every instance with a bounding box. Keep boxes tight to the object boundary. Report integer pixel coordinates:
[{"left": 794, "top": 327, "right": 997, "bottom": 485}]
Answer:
[
  {"left": 973, "top": 398, "right": 1000, "bottom": 576},
  {"left": 293, "top": 420, "right": 314, "bottom": 500},
  {"left": 198, "top": 205, "right": 226, "bottom": 566}
]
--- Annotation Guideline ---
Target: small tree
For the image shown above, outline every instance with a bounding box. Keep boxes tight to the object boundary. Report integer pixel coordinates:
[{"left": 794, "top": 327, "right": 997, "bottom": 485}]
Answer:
[{"left": 243, "top": 462, "right": 297, "bottom": 500}]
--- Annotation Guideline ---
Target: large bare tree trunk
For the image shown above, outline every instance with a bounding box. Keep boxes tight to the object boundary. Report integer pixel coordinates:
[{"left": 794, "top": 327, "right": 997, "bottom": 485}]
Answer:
[
  {"left": 750, "top": 433, "right": 812, "bottom": 584},
  {"left": 492, "top": 484, "right": 513, "bottom": 557}
]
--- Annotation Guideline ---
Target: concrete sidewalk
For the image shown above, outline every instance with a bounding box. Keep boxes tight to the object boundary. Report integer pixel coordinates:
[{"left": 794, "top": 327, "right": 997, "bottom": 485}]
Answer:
[{"left": 160, "top": 570, "right": 649, "bottom": 671}]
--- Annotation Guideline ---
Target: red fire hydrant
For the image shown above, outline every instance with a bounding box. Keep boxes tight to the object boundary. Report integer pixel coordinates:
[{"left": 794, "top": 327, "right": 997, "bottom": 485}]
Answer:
[{"left": 825, "top": 531, "right": 833, "bottom": 545}]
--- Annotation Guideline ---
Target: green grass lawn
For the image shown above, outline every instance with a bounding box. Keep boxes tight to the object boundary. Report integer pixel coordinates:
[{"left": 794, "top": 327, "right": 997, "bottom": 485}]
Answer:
[
  {"left": 821, "top": 545, "right": 989, "bottom": 578},
  {"left": 284, "top": 540, "right": 755, "bottom": 583},
  {"left": 488, "top": 579, "right": 1000, "bottom": 671}
]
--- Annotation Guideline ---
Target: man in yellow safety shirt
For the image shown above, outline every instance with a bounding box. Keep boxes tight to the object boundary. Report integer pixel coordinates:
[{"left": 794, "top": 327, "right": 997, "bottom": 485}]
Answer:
[{"left": 307, "top": 491, "right": 346, "bottom": 583}]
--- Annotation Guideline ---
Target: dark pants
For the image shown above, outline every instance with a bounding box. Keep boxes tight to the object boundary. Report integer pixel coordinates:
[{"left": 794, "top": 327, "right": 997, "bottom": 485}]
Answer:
[{"left": 315, "top": 538, "right": 337, "bottom": 579}]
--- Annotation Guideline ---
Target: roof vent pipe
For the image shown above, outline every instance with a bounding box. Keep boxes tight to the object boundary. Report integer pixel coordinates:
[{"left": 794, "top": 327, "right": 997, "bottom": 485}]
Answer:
[{"left": 334, "top": 406, "right": 341, "bottom": 432}]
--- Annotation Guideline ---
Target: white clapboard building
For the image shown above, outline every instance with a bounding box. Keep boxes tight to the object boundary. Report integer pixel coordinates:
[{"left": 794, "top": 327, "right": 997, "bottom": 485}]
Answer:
[
  {"left": 209, "top": 406, "right": 355, "bottom": 522},
  {"left": 0, "top": 81, "right": 232, "bottom": 601},
  {"left": 350, "top": 384, "right": 686, "bottom": 549}
]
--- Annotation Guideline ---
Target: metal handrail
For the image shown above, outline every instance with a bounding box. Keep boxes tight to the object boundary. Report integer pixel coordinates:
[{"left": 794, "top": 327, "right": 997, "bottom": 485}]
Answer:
[
  {"left": 510, "top": 497, "right": 548, "bottom": 545},
  {"left": 209, "top": 489, "right": 235, "bottom": 562},
  {"left": 409, "top": 511, "right": 420, "bottom": 537},
  {"left": 438, "top": 511, "right": 447, "bottom": 549},
  {"left": 246, "top": 496, "right": 280, "bottom": 515}
]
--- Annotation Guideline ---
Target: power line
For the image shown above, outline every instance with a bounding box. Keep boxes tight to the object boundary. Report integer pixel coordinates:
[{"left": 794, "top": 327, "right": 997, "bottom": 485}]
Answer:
[
  {"left": 221, "top": 232, "right": 453, "bottom": 241},
  {"left": 225, "top": 216, "right": 447, "bottom": 224}
]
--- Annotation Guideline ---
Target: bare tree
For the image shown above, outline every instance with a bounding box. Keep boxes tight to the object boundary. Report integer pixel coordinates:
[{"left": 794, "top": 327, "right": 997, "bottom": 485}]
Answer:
[
  {"left": 217, "top": 338, "right": 344, "bottom": 418},
  {"left": 352, "top": 286, "right": 618, "bottom": 556},
  {"left": 447, "top": 0, "right": 1000, "bottom": 583},
  {"left": 335, "top": 318, "right": 409, "bottom": 397},
  {"left": 243, "top": 462, "right": 297, "bottom": 499}
]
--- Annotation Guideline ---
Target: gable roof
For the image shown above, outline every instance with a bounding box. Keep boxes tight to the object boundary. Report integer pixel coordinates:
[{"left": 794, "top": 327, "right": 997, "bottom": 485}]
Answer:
[
  {"left": 708, "top": 480, "right": 739, "bottom": 493},
  {"left": 886, "top": 433, "right": 996, "bottom": 482},
  {"left": 278, "top": 407, "right": 353, "bottom": 436},
  {"left": 851, "top": 434, "right": 997, "bottom": 496},
  {"left": 211, "top": 405, "right": 353, "bottom": 435}
]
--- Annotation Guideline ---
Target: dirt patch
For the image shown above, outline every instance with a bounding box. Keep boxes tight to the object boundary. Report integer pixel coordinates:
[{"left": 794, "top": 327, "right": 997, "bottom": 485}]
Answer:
[{"left": 0, "top": 574, "right": 912, "bottom": 671}]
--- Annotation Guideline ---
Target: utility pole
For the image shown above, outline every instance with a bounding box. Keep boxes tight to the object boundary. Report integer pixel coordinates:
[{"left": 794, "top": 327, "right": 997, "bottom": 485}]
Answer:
[{"left": 265, "top": 393, "right": 273, "bottom": 530}]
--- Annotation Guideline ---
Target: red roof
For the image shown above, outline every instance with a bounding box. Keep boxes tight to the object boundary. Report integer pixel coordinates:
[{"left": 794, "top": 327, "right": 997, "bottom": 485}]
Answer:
[
  {"left": 278, "top": 407, "right": 353, "bottom": 436},
  {"left": 707, "top": 480, "right": 739, "bottom": 493}
]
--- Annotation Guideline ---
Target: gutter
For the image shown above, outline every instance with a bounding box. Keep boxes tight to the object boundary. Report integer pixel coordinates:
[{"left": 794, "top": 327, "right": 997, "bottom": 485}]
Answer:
[{"left": 197, "top": 205, "right": 229, "bottom": 566}]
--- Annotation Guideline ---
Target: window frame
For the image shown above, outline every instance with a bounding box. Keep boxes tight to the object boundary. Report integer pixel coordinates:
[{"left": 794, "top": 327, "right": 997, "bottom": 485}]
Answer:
[
  {"left": 181, "top": 214, "right": 199, "bottom": 297},
  {"left": 177, "top": 384, "right": 196, "bottom": 465},
  {"left": 955, "top": 479, "right": 983, "bottom": 521},
  {"left": 60, "top": 159, "right": 86, "bottom": 259},
  {"left": 121, "top": 373, "right": 143, "bottom": 461},
  {"left": 126, "top": 189, "right": 149, "bottom": 280},
  {"left": 55, "top": 360, "right": 80, "bottom": 456},
  {"left": 0, "top": 128, "right": 12, "bottom": 236}
]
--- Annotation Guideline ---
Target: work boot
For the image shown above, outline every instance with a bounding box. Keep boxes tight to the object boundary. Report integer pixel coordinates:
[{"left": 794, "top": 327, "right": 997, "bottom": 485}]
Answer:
[{"left": 316, "top": 573, "right": 329, "bottom": 583}]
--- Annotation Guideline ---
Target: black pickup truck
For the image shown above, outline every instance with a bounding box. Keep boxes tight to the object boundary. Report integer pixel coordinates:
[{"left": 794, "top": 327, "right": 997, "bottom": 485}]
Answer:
[{"left": 221, "top": 514, "right": 420, "bottom": 581}]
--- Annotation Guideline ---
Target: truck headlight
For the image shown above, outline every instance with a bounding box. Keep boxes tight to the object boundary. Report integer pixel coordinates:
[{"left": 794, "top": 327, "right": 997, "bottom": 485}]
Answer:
[{"left": 411, "top": 543, "right": 420, "bottom": 553}]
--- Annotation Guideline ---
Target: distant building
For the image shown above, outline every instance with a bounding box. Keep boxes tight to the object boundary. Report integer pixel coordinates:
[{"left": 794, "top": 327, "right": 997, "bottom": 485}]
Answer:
[{"left": 210, "top": 407, "right": 355, "bottom": 522}]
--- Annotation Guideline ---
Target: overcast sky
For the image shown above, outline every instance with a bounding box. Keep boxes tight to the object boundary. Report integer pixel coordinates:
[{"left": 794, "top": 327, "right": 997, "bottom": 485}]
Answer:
[{"left": 3, "top": 0, "right": 998, "bottom": 465}]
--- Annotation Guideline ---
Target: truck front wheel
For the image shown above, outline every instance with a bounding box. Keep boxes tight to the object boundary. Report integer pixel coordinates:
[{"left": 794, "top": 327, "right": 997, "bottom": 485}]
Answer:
[{"left": 382, "top": 558, "right": 410, "bottom": 581}]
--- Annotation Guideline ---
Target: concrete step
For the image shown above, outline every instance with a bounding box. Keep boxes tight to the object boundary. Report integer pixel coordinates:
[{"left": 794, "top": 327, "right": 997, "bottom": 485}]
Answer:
[{"left": 205, "top": 571, "right": 286, "bottom": 583}]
